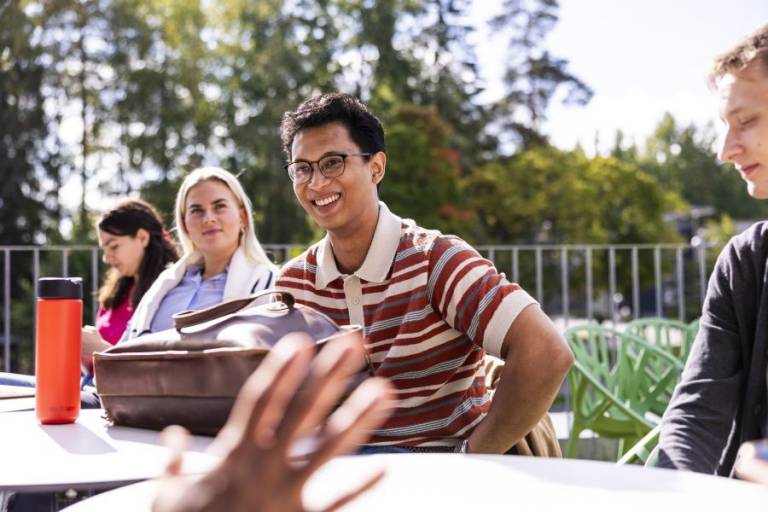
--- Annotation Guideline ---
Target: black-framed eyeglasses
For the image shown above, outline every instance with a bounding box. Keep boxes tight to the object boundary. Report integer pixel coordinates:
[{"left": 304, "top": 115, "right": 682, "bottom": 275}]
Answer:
[{"left": 284, "top": 152, "right": 372, "bottom": 184}]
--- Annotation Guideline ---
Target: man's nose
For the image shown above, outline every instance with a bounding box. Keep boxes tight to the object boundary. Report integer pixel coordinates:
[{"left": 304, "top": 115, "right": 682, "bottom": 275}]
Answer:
[
  {"left": 718, "top": 127, "right": 741, "bottom": 163},
  {"left": 307, "top": 164, "right": 331, "bottom": 188}
]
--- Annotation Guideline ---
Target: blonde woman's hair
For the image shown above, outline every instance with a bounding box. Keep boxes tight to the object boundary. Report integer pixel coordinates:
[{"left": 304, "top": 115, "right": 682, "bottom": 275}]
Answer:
[{"left": 174, "top": 167, "right": 277, "bottom": 271}]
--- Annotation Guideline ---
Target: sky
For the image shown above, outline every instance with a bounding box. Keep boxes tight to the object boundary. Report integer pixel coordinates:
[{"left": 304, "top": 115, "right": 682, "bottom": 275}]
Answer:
[{"left": 472, "top": 0, "right": 768, "bottom": 154}]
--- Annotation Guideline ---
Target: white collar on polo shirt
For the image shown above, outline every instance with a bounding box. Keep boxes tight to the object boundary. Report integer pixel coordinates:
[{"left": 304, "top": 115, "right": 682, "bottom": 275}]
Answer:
[{"left": 315, "top": 201, "right": 402, "bottom": 289}]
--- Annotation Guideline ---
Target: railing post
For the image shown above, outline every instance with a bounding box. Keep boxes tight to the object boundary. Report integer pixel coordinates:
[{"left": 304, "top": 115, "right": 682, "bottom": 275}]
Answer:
[
  {"left": 631, "top": 247, "right": 639, "bottom": 320},
  {"left": 33, "top": 248, "right": 40, "bottom": 362},
  {"left": 3, "top": 249, "right": 10, "bottom": 372},
  {"left": 535, "top": 247, "right": 543, "bottom": 303},
  {"left": 698, "top": 243, "right": 707, "bottom": 310},
  {"left": 561, "top": 247, "right": 569, "bottom": 328},
  {"left": 676, "top": 246, "right": 685, "bottom": 321},
  {"left": 654, "top": 246, "right": 663, "bottom": 317},
  {"left": 586, "top": 247, "right": 593, "bottom": 323},
  {"left": 512, "top": 248, "right": 519, "bottom": 284},
  {"left": 609, "top": 247, "right": 617, "bottom": 329},
  {"left": 92, "top": 248, "right": 100, "bottom": 324}
]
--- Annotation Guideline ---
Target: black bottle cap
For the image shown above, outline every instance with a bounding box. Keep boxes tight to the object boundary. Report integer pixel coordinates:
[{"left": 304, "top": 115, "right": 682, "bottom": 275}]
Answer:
[{"left": 37, "top": 278, "right": 83, "bottom": 299}]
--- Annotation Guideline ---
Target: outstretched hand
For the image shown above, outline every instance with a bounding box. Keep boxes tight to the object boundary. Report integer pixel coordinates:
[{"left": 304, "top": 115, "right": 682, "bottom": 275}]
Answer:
[{"left": 152, "top": 332, "right": 393, "bottom": 512}]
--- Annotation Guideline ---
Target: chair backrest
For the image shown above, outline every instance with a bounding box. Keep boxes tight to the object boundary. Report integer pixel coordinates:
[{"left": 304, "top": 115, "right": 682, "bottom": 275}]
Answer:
[
  {"left": 624, "top": 318, "right": 690, "bottom": 362},
  {"left": 616, "top": 330, "right": 685, "bottom": 418},
  {"left": 565, "top": 324, "right": 685, "bottom": 430},
  {"left": 616, "top": 423, "right": 661, "bottom": 466},
  {"left": 564, "top": 325, "right": 656, "bottom": 459}
]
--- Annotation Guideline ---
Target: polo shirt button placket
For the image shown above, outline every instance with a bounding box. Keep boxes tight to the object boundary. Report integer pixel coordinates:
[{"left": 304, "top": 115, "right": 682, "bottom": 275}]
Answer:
[{"left": 343, "top": 276, "right": 365, "bottom": 327}]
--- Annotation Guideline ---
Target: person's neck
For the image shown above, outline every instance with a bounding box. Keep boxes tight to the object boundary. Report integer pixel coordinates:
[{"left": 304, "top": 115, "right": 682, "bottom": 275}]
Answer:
[
  {"left": 328, "top": 205, "right": 380, "bottom": 275},
  {"left": 201, "top": 247, "right": 236, "bottom": 280}
]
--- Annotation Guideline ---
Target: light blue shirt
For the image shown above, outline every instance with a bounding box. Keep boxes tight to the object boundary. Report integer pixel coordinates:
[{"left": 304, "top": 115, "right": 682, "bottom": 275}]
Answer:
[{"left": 149, "top": 265, "right": 228, "bottom": 332}]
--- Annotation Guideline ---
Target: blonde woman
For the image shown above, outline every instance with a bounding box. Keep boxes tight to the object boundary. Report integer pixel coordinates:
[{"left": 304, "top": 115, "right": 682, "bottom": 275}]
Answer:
[{"left": 122, "top": 167, "right": 277, "bottom": 340}]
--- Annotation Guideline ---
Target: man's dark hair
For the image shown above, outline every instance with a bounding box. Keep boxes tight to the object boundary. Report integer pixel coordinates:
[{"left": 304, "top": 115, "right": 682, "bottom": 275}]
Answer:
[
  {"left": 280, "top": 93, "right": 386, "bottom": 158},
  {"left": 710, "top": 23, "right": 768, "bottom": 86}
]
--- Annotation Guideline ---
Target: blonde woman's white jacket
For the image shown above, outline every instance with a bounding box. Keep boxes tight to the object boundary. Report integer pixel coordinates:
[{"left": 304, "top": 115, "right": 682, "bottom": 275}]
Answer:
[{"left": 122, "top": 247, "right": 274, "bottom": 341}]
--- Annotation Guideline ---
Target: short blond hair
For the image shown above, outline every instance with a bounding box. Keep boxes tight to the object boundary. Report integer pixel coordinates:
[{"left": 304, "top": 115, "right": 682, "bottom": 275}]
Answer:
[
  {"left": 710, "top": 24, "right": 768, "bottom": 86},
  {"left": 174, "top": 167, "right": 277, "bottom": 271}
]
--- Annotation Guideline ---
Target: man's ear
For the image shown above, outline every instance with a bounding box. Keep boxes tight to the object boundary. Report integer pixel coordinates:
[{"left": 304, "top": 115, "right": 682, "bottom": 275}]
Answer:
[{"left": 370, "top": 152, "right": 387, "bottom": 184}]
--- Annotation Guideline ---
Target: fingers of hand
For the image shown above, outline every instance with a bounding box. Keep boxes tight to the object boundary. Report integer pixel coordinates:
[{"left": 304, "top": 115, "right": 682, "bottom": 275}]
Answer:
[
  {"left": 220, "top": 333, "right": 314, "bottom": 452},
  {"left": 303, "top": 377, "right": 394, "bottom": 476},
  {"left": 275, "top": 337, "right": 368, "bottom": 446},
  {"left": 160, "top": 425, "right": 191, "bottom": 477}
]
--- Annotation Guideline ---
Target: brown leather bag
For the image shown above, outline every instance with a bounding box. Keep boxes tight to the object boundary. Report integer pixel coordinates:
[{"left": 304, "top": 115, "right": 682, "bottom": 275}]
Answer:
[{"left": 93, "top": 290, "right": 369, "bottom": 435}]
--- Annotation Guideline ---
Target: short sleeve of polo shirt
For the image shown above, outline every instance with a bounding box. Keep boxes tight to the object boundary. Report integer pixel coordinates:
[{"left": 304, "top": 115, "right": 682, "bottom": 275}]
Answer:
[{"left": 427, "top": 235, "right": 538, "bottom": 358}]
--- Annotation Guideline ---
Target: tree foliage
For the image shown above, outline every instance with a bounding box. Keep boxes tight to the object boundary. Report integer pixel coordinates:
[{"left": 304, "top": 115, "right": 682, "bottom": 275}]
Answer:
[
  {"left": 465, "top": 144, "right": 683, "bottom": 244},
  {"left": 1, "top": 0, "right": 736, "bottom": 253},
  {"left": 0, "top": 1, "right": 62, "bottom": 245},
  {"left": 640, "top": 113, "right": 768, "bottom": 221}
]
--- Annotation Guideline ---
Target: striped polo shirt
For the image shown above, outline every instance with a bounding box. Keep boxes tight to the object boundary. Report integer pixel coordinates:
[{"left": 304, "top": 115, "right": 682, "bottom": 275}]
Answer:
[{"left": 276, "top": 202, "right": 537, "bottom": 447}]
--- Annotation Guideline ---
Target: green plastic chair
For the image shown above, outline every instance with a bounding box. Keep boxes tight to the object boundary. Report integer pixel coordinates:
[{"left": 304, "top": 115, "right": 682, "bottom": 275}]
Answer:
[
  {"left": 624, "top": 318, "right": 693, "bottom": 364},
  {"left": 565, "top": 325, "right": 685, "bottom": 460},
  {"left": 616, "top": 424, "right": 661, "bottom": 466}
]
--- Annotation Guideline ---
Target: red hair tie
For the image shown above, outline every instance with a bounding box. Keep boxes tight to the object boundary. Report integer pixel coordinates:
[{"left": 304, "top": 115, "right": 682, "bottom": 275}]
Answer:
[{"left": 161, "top": 231, "right": 171, "bottom": 241}]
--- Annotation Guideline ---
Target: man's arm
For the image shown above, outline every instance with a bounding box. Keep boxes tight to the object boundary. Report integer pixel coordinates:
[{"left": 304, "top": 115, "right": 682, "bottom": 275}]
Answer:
[
  {"left": 656, "top": 243, "right": 746, "bottom": 473},
  {"left": 466, "top": 304, "right": 573, "bottom": 454}
]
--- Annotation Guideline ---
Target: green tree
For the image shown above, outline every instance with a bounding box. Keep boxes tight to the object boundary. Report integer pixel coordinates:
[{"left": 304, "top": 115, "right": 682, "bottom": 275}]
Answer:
[
  {"left": 0, "top": 2, "right": 73, "bottom": 371},
  {"left": 641, "top": 113, "right": 768, "bottom": 221},
  {"left": 207, "top": 0, "right": 344, "bottom": 244},
  {"left": 381, "top": 104, "right": 476, "bottom": 236},
  {"left": 489, "top": 0, "right": 592, "bottom": 149},
  {"left": 0, "top": 1, "right": 62, "bottom": 245},
  {"left": 465, "top": 145, "right": 682, "bottom": 244},
  {"left": 105, "top": 0, "right": 215, "bottom": 220}
]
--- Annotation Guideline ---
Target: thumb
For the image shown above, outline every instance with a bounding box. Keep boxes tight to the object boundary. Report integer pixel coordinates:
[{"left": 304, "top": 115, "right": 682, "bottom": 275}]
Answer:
[{"left": 160, "top": 425, "right": 190, "bottom": 477}]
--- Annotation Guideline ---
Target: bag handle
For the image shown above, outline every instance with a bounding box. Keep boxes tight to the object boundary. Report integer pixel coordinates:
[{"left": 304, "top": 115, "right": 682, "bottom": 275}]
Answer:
[{"left": 172, "top": 290, "right": 295, "bottom": 331}]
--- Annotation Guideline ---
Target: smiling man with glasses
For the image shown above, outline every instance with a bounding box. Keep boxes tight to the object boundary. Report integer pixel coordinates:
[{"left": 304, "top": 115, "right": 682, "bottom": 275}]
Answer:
[{"left": 275, "top": 92, "right": 573, "bottom": 454}]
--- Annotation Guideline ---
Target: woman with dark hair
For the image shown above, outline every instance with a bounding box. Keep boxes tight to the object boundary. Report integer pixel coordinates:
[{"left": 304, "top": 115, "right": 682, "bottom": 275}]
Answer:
[
  {"left": 80, "top": 199, "right": 179, "bottom": 368},
  {"left": 0, "top": 199, "right": 178, "bottom": 386}
]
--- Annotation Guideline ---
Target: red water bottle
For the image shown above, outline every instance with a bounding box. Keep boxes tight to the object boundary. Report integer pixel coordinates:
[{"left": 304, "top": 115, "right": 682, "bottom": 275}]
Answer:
[{"left": 35, "top": 277, "right": 83, "bottom": 424}]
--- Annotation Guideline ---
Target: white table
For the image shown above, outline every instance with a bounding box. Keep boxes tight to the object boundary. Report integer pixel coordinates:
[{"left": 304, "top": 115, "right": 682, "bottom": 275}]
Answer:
[
  {"left": 0, "top": 385, "right": 35, "bottom": 399},
  {"left": 0, "top": 385, "right": 35, "bottom": 413},
  {"left": 0, "top": 409, "right": 216, "bottom": 493},
  {"left": 63, "top": 453, "right": 768, "bottom": 511},
  {"left": 0, "top": 398, "right": 34, "bottom": 413}
]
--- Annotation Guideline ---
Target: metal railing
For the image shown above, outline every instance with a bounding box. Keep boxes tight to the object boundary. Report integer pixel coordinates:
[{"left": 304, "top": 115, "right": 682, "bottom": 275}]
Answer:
[
  {"left": 0, "top": 242, "right": 722, "bottom": 372},
  {"left": 474, "top": 242, "right": 719, "bottom": 328}
]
